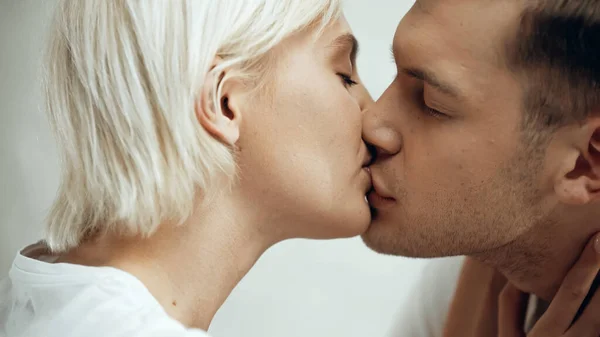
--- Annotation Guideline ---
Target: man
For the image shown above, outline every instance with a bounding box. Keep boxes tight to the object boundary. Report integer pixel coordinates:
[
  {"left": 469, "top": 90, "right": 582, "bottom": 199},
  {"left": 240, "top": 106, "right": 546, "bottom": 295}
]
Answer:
[{"left": 362, "top": 0, "right": 600, "bottom": 335}]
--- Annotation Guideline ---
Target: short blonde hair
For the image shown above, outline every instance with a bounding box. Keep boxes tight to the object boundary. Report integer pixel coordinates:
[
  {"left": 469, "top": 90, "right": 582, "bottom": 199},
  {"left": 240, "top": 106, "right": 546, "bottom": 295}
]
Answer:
[{"left": 44, "top": 0, "right": 342, "bottom": 252}]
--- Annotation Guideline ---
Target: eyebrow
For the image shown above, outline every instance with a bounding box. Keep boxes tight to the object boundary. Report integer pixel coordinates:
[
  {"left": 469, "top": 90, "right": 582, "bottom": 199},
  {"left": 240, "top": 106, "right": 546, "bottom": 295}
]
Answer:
[
  {"left": 328, "top": 33, "right": 359, "bottom": 68},
  {"left": 390, "top": 42, "right": 462, "bottom": 98},
  {"left": 402, "top": 67, "right": 462, "bottom": 99}
]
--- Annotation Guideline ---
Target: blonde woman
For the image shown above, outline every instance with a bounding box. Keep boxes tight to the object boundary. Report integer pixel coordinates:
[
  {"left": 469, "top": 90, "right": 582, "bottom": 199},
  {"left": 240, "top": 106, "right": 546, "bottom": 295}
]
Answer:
[
  {"left": 1, "top": 1, "right": 371, "bottom": 335},
  {"left": 0, "top": 1, "right": 598, "bottom": 337}
]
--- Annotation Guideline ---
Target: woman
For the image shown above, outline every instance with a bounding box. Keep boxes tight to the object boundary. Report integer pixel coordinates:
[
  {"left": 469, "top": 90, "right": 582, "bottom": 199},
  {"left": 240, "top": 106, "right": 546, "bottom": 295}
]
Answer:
[
  {"left": 0, "top": 1, "right": 597, "bottom": 336},
  {"left": 1, "top": 0, "right": 371, "bottom": 334}
]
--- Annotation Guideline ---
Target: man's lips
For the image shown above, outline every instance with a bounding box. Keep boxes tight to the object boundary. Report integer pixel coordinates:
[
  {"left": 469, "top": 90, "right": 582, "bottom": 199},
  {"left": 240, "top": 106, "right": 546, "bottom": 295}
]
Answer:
[
  {"left": 367, "top": 189, "right": 396, "bottom": 208},
  {"left": 368, "top": 175, "right": 396, "bottom": 208},
  {"left": 371, "top": 175, "right": 395, "bottom": 200}
]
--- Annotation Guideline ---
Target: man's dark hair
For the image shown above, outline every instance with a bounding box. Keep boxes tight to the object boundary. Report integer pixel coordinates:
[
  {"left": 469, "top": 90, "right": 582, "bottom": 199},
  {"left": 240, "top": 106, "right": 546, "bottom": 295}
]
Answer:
[{"left": 508, "top": 0, "right": 600, "bottom": 133}]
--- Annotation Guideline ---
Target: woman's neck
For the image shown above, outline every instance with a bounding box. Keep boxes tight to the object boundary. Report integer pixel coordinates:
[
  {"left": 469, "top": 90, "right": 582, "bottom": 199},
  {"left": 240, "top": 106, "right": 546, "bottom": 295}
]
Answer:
[{"left": 61, "top": 196, "right": 274, "bottom": 330}]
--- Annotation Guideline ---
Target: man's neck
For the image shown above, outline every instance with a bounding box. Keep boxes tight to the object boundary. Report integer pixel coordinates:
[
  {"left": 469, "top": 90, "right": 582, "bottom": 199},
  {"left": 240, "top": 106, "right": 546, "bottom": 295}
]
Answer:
[
  {"left": 474, "top": 211, "right": 599, "bottom": 302},
  {"left": 61, "top": 194, "right": 275, "bottom": 330}
]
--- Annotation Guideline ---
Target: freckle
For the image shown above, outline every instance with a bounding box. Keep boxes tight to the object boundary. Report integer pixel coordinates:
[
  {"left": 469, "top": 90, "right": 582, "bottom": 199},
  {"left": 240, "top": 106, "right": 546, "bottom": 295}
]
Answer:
[{"left": 172, "top": 300, "right": 177, "bottom": 306}]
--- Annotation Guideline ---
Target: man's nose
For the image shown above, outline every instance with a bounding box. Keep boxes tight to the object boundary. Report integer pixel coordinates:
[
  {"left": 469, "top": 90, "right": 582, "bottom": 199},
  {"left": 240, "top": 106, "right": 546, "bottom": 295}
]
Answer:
[{"left": 362, "top": 101, "right": 403, "bottom": 159}]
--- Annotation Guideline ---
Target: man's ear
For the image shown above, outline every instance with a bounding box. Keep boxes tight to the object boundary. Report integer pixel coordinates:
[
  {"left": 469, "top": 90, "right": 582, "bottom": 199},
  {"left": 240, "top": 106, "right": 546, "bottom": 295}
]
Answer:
[
  {"left": 195, "top": 58, "right": 242, "bottom": 146},
  {"left": 555, "top": 118, "right": 600, "bottom": 205}
]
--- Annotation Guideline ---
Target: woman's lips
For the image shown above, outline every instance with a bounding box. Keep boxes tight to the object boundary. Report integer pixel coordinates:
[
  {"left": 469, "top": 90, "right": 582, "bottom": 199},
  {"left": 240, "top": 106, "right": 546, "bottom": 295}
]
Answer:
[{"left": 360, "top": 167, "right": 373, "bottom": 192}]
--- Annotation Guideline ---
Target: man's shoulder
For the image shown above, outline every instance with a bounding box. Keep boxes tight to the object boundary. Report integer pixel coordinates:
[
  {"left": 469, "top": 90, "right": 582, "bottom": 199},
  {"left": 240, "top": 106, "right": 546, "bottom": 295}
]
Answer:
[
  {"left": 387, "top": 256, "right": 465, "bottom": 337},
  {"left": 412, "top": 256, "right": 466, "bottom": 315},
  {"left": 420, "top": 256, "right": 465, "bottom": 289}
]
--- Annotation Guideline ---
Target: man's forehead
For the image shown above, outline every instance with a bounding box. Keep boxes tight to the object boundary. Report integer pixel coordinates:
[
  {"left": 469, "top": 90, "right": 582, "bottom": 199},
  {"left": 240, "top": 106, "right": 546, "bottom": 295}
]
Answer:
[
  {"left": 414, "top": 0, "right": 525, "bottom": 26},
  {"left": 392, "top": 0, "right": 525, "bottom": 102},
  {"left": 414, "top": 0, "right": 434, "bottom": 13},
  {"left": 415, "top": 0, "right": 518, "bottom": 9},
  {"left": 401, "top": 0, "right": 523, "bottom": 63}
]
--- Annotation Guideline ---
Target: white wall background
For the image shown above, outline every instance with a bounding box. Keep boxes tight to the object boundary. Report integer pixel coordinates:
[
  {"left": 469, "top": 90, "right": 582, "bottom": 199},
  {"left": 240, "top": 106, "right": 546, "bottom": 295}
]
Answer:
[{"left": 0, "top": 1, "right": 429, "bottom": 337}]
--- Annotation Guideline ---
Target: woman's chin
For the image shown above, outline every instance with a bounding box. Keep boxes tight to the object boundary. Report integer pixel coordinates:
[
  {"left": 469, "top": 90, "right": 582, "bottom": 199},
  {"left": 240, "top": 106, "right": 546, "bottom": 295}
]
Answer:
[
  {"left": 315, "top": 202, "right": 372, "bottom": 240},
  {"left": 274, "top": 194, "right": 372, "bottom": 241}
]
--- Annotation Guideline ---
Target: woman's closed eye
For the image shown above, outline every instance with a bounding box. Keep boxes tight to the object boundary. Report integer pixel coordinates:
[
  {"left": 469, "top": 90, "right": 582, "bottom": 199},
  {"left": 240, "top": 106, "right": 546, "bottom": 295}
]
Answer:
[{"left": 338, "top": 73, "right": 358, "bottom": 89}]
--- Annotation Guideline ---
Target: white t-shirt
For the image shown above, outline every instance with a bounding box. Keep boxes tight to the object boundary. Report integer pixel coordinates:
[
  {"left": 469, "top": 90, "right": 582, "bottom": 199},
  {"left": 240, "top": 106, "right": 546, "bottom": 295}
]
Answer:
[
  {"left": 386, "top": 257, "right": 465, "bottom": 337},
  {"left": 0, "top": 243, "right": 210, "bottom": 337}
]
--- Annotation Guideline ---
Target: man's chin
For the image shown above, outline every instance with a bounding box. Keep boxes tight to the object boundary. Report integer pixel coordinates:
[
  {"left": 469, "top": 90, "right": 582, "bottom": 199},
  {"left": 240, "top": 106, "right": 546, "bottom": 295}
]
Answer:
[
  {"left": 360, "top": 223, "right": 459, "bottom": 258},
  {"left": 360, "top": 227, "right": 420, "bottom": 257},
  {"left": 360, "top": 232, "right": 391, "bottom": 255},
  {"left": 361, "top": 216, "right": 409, "bottom": 256}
]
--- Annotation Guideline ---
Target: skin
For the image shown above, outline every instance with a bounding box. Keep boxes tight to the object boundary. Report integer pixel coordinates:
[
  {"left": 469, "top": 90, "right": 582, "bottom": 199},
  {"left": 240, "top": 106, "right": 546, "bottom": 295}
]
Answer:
[
  {"left": 59, "top": 17, "right": 373, "bottom": 329},
  {"left": 362, "top": 0, "right": 600, "bottom": 301},
  {"left": 224, "top": 17, "right": 373, "bottom": 241}
]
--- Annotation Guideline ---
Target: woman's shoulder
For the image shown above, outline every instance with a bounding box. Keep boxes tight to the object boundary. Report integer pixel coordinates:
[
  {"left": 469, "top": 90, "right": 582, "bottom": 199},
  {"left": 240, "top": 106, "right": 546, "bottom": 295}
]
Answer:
[{"left": 1, "top": 248, "right": 210, "bottom": 337}]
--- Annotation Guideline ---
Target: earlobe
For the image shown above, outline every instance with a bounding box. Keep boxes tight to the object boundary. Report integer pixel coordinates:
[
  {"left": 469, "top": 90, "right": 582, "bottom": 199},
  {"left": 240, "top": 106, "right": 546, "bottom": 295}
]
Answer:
[{"left": 195, "top": 60, "right": 241, "bottom": 146}]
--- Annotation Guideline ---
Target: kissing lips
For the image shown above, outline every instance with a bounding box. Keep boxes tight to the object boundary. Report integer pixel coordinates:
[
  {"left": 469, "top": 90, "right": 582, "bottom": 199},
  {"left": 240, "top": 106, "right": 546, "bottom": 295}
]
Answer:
[
  {"left": 367, "top": 189, "right": 395, "bottom": 208},
  {"left": 367, "top": 176, "right": 396, "bottom": 209}
]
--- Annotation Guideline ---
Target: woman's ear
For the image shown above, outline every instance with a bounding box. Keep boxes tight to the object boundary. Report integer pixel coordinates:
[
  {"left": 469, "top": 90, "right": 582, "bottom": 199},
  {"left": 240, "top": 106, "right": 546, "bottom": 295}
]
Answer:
[
  {"left": 555, "top": 119, "right": 600, "bottom": 205},
  {"left": 195, "top": 58, "right": 242, "bottom": 146}
]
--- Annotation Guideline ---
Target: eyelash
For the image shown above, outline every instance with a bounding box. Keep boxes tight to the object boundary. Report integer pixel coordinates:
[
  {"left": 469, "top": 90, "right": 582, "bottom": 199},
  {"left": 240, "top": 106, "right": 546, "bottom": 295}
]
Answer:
[
  {"left": 419, "top": 86, "right": 447, "bottom": 118},
  {"left": 338, "top": 73, "right": 359, "bottom": 88},
  {"left": 424, "top": 105, "right": 446, "bottom": 118}
]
